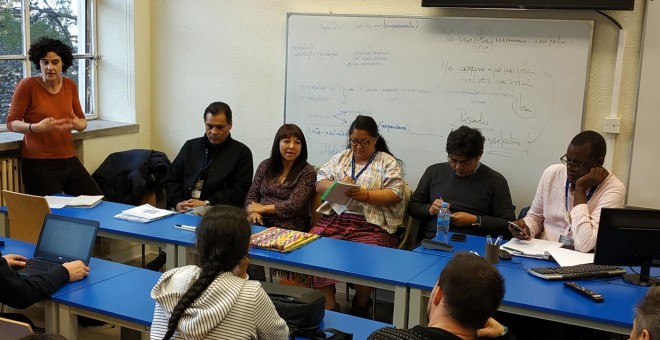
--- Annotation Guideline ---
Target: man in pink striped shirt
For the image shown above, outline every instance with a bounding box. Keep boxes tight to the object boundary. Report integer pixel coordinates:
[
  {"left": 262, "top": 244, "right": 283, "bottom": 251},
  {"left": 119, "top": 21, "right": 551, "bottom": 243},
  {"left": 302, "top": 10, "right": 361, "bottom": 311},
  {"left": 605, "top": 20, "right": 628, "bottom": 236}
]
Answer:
[{"left": 508, "top": 131, "right": 625, "bottom": 252}]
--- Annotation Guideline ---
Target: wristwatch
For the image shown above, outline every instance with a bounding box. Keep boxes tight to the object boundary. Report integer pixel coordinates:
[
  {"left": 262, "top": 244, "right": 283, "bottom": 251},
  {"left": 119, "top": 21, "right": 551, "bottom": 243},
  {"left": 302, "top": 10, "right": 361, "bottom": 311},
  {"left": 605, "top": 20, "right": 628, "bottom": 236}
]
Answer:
[{"left": 204, "top": 200, "right": 211, "bottom": 207}]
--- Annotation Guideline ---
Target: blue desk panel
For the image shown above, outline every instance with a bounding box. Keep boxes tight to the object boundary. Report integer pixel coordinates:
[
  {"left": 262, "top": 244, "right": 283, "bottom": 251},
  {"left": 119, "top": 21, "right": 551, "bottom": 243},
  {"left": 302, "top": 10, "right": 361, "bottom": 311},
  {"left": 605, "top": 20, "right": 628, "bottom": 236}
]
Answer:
[
  {"left": 313, "top": 310, "right": 392, "bottom": 340},
  {"left": 53, "top": 267, "right": 160, "bottom": 326}
]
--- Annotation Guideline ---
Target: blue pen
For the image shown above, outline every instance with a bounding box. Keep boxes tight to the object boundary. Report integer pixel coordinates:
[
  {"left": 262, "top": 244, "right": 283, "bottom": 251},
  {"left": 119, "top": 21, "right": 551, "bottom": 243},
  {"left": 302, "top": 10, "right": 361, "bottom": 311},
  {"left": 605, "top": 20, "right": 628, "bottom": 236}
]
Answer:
[
  {"left": 494, "top": 235, "right": 503, "bottom": 245},
  {"left": 436, "top": 193, "right": 443, "bottom": 200}
]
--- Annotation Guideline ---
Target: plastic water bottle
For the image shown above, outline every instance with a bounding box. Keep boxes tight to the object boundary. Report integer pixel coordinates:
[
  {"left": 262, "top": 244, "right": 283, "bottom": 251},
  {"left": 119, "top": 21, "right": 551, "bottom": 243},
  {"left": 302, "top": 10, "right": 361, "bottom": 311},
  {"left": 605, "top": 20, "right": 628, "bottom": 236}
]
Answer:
[{"left": 436, "top": 202, "right": 451, "bottom": 244}]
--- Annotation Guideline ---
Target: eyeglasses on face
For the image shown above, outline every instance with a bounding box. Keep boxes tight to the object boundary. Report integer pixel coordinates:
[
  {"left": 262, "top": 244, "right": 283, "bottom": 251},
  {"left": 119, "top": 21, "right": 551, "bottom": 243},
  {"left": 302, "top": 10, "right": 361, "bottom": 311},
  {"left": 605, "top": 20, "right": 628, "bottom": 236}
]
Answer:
[
  {"left": 349, "top": 137, "right": 376, "bottom": 147},
  {"left": 560, "top": 154, "right": 599, "bottom": 170},
  {"left": 447, "top": 155, "right": 474, "bottom": 167}
]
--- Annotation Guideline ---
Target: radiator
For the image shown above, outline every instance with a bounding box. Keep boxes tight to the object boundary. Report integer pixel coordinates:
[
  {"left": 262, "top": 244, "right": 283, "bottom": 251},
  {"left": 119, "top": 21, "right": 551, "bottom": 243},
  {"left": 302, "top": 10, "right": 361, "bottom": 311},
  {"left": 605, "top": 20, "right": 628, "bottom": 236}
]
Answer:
[{"left": 0, "top": 158, "right": 24, "bottom": 205}]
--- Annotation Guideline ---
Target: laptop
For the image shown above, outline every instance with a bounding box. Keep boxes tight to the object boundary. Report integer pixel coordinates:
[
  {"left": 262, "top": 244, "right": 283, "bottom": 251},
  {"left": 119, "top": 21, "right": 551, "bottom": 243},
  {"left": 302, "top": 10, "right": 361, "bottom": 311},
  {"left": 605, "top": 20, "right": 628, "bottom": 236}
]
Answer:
[{"left": 17, "top": 214, "right": 100, "bottom": 277}]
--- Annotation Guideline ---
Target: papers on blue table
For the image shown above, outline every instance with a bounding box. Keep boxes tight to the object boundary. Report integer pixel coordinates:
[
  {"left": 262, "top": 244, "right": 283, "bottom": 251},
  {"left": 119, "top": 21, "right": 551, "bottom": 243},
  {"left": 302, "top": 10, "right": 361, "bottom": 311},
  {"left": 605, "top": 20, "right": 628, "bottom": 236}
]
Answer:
[
  {"left": 546, "top": 247, "right": 594, "bottom": 266},
  {"left": 501, "top": 238, "right": 563, "bottom": 260},
  {"left": 114, "top": 204, "right": 175, "bottom": 223},
  {"left": 45, "top": 195, "right": 104, "bottom": 208}
]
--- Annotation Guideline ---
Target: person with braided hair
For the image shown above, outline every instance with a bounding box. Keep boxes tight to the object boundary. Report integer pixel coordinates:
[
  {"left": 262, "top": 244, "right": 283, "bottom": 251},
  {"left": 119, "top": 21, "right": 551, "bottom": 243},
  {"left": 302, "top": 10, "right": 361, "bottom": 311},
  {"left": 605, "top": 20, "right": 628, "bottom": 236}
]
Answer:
[{"left": 149, "top": 205, "right": 289, "bottom": 339}]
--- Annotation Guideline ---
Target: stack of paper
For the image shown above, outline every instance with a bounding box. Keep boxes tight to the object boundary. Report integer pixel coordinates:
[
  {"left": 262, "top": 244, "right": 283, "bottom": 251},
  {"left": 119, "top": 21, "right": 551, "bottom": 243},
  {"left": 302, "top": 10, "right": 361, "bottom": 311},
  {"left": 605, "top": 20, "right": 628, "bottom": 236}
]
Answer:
[
  {"left": 114, "top": 204, "right": 175, "bottom": 223},
  {"left": 250, "top": 227, "right": 319, "bottom": 252},
  {"left": 501, "top": 238, "right": 563, "bottom": 260},
  {"left": 45, "top": 195, "right": 104, "bottom": 208},
  {"left": 321, "top": 181, "right": 359, "bottom": 205}
]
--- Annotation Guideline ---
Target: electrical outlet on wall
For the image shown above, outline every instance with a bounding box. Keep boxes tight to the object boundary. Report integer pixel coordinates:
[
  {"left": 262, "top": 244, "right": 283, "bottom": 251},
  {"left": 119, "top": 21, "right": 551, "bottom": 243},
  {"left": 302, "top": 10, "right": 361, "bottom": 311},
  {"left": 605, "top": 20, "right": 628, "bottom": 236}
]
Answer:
[{"left": 604, "top": 117, "right": 621, "bottom": 134}]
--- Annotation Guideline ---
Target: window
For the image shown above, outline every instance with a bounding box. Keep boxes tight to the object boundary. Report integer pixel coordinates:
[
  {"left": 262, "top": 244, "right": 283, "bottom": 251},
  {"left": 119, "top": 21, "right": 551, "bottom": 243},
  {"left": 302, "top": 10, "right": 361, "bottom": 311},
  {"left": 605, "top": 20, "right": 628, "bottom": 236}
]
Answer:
[{"left": 0, "top": 0, "right": 97, "bottom": 125}]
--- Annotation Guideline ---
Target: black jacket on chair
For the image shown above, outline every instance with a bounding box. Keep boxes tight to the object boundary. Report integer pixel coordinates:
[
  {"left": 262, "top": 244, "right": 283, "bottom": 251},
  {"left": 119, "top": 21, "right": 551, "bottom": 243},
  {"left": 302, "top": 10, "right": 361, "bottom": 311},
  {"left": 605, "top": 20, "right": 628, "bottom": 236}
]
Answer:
[{"left": 93, "top": 149, "right": 171, "bottom": 205}]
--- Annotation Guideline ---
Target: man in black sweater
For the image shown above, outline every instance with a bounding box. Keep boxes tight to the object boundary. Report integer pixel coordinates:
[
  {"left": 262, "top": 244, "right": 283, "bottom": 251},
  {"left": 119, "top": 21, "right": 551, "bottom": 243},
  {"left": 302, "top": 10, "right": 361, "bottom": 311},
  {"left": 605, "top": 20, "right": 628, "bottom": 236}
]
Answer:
[
  {"left": 0, "top": 252, "right": 88, "bottom": 308},
  {"left": 409, "top": 126, "right": 515, "bottom": 241}
]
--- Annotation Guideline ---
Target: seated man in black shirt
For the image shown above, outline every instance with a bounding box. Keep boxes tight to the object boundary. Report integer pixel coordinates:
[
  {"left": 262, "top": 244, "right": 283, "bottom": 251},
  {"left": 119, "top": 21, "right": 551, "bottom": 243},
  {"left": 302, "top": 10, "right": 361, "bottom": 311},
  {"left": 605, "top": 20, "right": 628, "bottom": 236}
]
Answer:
[
  {"left": 369, "top": 252, "right": 509, "bottom": 340},
  {"left": 409, "top": 125, "right": 515, "bottom": 241}
]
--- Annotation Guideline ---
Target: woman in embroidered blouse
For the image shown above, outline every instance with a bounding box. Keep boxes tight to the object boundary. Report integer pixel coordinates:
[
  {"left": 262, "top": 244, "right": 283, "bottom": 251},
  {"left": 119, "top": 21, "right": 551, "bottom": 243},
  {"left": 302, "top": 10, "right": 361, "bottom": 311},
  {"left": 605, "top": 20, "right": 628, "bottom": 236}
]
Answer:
[
  {"left": 245, "top": 124, "right": 316, "bottom": 231},
  {"left": 6, "top": 37, "right": 101, "bottom": 196},
  {"left": 311, "top": 115, "right": 406, "bottom": 315}
]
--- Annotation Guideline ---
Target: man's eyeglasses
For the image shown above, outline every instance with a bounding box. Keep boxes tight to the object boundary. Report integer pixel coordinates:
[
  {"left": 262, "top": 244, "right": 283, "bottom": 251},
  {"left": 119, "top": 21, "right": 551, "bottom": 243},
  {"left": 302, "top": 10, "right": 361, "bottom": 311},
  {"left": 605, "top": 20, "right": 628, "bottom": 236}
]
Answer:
[
  {"left": 349, "top": 138, "right": 376, "bottom": 147},
  {"left": 560, "top": 155, "right": 599, "bottom": 170},
  {"left": 447, "top": 156, "right": 474, "bottom": 167}
]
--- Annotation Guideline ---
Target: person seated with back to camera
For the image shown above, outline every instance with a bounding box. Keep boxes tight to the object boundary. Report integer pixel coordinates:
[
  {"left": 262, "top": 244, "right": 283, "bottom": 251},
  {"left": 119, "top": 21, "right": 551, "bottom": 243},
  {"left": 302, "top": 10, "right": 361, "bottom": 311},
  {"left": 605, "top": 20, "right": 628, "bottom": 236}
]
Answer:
[
  {"left": 409, "top": 125, "right": 515, "bottom": 242},
  {"left": 311, "top": 115, "right": 407, "bottom": 316},
  {"left": 630, "top": 286, "right": 660, "bottom": 340},
  {"left": 508, "top": 130, "right": 625, "bottom": 252},
  {"left": 245, "top": 123, "right": 316, "bottom": 231},
  {"left": 150, "top": 205, "right": 289, "bottom": 340},
  {"left": 368, "top": 252, "right": 513, "bottom": 340}
]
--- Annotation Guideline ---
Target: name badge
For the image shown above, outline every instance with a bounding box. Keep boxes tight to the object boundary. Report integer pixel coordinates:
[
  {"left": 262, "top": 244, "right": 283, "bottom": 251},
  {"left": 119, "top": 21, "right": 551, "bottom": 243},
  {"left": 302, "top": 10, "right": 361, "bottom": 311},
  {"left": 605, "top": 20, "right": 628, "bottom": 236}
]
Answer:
[{"left": 191, "top": 179, "right": 204, "bottom": 199}]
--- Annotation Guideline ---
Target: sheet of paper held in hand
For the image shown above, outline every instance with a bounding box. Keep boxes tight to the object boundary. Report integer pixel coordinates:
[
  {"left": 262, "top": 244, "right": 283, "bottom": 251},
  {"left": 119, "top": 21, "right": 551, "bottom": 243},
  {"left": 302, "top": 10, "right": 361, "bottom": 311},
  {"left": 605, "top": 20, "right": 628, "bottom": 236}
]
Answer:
[{"left": 320, "top": 181, "right": 359, "bottom": 205}]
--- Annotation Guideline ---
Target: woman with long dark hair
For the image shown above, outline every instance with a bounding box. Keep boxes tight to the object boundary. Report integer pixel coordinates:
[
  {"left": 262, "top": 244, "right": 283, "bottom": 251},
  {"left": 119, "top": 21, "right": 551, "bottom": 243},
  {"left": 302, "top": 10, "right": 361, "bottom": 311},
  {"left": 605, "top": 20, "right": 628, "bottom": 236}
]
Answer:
[
  {"left": 245, "top": 124, "right": 316, "bottom": 231},
  {"left": 150, "top": 206, "right": 288, "bottom": 339}
]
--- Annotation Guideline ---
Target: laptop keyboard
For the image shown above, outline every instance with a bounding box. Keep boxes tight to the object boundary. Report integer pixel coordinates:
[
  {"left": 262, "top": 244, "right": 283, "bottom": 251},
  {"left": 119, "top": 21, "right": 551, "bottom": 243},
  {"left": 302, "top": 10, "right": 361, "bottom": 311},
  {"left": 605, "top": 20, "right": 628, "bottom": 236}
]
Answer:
[
  {"left": 529, "top": 264, "right": 626, "bottom": 280},
  {"left": 25, "top": 258, "right": 59, "bottom": 272}
]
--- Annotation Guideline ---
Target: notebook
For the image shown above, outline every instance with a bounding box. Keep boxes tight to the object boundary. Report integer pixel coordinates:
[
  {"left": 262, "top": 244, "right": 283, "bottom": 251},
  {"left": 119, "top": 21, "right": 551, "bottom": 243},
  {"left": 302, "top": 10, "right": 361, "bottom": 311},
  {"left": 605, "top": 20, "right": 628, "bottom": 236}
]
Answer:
[{"left": 17, "top": 214, "right": 100, "bottom": 277}]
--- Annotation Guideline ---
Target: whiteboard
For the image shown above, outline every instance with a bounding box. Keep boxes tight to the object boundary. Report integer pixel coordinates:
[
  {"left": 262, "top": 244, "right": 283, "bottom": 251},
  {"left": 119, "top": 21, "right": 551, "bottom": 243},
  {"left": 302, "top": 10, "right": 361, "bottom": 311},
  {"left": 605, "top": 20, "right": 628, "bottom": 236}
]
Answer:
[
  {"left": 628, "top": 1, "right": 660, "bottom": 209},
  {"left": 285, "top": 14, "right": 592, "bottom": 212}
]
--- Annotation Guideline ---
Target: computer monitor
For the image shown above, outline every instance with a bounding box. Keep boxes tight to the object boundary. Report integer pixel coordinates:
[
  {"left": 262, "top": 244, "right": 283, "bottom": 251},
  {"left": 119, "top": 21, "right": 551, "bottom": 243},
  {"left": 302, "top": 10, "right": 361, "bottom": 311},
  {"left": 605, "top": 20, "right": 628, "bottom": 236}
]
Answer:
[{"left": 594, "top": 208, "right": 660, "bottom": 287}]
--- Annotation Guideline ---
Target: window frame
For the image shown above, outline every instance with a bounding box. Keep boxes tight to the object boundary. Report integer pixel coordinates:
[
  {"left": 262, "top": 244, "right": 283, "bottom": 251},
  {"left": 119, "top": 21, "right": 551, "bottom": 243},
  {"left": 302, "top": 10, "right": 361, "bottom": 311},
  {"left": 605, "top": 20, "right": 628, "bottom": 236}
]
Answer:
[{"left": 0, "top": 0, "right": 99, "bottom": 130}]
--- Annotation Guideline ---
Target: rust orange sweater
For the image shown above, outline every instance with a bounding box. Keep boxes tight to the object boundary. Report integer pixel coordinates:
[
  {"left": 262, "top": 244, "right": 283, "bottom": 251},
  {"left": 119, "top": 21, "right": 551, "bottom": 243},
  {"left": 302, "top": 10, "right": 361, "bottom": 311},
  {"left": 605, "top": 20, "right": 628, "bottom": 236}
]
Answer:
[{"left": 7, "top": 76, "right": 84, "bottom": 159}]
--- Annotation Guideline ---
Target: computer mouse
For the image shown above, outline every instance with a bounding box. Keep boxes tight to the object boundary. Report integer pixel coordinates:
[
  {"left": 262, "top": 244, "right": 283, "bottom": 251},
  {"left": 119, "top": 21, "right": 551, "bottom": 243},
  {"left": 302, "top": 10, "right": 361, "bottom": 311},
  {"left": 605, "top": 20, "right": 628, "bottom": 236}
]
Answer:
[{"left": 499, "top": 249, "right": 512, "bottom": 260}]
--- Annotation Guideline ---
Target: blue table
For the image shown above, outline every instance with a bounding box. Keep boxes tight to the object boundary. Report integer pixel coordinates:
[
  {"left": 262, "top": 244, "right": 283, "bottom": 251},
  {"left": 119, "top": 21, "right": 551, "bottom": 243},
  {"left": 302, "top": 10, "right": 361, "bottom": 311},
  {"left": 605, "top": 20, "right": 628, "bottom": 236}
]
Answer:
[
  {"left": 52, "top": 201, "right": 201, "bottom": 269},
  {"left": 54, "top": 267, "right": 159, "bottom": 340},
  {"left": 407, "top": 255, "right": 650, "bottom": 334},
  {"left": 177, "top": 226, "right": 443, "bottom": 328},
  {"left": 0, "top": 237, "right": 137, "bottom": 335},
  {"left": 52, "top": 264, "right": 392, "bottom": 340}
]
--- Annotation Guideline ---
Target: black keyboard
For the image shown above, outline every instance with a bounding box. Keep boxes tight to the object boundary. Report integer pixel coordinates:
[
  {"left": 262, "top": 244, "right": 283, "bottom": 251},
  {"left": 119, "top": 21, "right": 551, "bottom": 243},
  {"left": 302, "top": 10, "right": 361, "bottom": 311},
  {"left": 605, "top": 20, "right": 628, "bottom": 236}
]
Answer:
[
  {"left": 529, "top": 264, "right": 626, "bottom": 280},
  {"left": 25, "top": 259, "right": 58, "bottom": 272}
]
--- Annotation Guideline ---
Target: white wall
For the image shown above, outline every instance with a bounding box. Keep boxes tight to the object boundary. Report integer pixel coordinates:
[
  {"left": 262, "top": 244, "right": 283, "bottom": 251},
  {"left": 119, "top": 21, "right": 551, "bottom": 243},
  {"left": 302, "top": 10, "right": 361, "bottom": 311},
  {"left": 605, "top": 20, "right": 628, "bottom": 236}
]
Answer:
[
  {"left": 144, "top": 0, "right": 646, "bottom": 206},
  {"left": 78, "top": 0, "right": 647, "bottom": 207}
]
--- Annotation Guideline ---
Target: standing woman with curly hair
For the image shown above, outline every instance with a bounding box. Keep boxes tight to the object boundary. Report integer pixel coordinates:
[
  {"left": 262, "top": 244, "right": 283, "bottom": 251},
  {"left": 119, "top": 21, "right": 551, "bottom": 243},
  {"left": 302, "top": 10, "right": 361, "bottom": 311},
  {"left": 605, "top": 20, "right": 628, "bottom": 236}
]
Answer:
[
  {"left": 6, "top": 37, "right": 101, "bottom": 196},
  {"left": 150, "top": 205, "right": 289, "bottom": 340}
]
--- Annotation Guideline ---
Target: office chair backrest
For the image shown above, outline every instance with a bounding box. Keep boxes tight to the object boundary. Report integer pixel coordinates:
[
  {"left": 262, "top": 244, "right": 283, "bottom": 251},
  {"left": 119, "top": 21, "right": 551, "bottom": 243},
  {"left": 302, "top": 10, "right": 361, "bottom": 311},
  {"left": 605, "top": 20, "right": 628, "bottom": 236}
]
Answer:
[
  {"left": 0, "top": 316, "right": 33, "bottom": 339},
  {"left": 2, "top": 190, "right": 51, "bottom": 243}
]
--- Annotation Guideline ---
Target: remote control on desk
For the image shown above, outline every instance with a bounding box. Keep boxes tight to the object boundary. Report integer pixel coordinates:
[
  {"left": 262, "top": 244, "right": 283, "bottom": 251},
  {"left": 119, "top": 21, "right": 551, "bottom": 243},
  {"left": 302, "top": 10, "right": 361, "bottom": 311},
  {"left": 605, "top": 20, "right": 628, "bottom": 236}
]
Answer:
[
  {"left": 564, "top": 282, "right": 604, "bottom": 302},
  {"left": 421, "top": 238, "right": 454, "bottom": 252}
]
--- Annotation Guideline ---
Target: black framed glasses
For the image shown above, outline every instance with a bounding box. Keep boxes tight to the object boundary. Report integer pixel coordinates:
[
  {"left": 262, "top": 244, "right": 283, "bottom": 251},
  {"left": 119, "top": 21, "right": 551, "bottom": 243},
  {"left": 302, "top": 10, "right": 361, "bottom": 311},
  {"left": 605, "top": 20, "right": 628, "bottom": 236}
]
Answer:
[
  {"left": 560, "top": 154, "right": 599, "bottom": 170},
  {"left": 349, "top": 137, "right": 376, "bottom": 147},
  {"left": 447, "top": 155, "right": 474, "bottom": 167}
]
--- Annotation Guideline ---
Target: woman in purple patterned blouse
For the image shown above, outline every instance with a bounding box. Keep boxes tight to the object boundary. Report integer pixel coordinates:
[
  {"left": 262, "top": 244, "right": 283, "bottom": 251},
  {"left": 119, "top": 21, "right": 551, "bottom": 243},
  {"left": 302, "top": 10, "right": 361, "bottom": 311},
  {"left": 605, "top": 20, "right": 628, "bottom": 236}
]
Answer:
[{"left": 245, "top": 124, "right": 316, "bottom": 231}]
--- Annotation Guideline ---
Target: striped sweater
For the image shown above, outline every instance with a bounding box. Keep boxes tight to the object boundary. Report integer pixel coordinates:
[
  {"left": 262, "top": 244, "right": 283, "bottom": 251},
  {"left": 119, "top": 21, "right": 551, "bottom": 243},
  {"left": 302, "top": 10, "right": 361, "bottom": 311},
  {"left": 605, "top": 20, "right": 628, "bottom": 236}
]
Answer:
[{"left": 150, "top": 266, "right": 289, "bottom": 339}]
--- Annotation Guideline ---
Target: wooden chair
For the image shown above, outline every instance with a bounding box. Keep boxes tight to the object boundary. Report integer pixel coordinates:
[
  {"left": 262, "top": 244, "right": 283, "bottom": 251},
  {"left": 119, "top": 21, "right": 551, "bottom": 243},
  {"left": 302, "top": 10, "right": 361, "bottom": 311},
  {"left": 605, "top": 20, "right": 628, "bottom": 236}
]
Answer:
[
  {"left": 0, "top": 316, "right": 33, "bottom": 339},
  {"left": 398, "top": 181, "right": 418, "bottom": 250},
  {"left": 2, "top": 190, "right": 51, "bottom": 243}
]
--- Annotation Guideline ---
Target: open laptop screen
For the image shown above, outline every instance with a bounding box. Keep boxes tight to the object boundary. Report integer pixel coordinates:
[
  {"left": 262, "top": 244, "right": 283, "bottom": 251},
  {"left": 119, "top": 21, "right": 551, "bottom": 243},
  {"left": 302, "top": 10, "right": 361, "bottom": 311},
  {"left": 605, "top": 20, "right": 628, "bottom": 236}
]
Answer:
[{"left": 34, "top": 214, "right": 100, "bottom": 264}]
